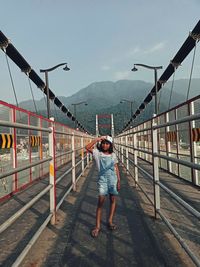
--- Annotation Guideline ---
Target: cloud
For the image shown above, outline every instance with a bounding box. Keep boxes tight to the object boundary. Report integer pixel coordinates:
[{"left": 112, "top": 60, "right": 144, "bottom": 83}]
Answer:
[
  {"left": 101, "top": 65, "right": 111, "bottom": 71},
  {"left": 113, "top": 71, "right": 131, "bottom": 80},
  {"left": 144, "top": 42, "right": 166, "bottom": 54},
  {"left": 124, "top": 42, "right": 165, "bottom": 58},
  {"left": 128, "top": 46, "right": 141, "bottom": 56},
  {"left": 127, "top": 42, "right": 166, "bottom": 57}
]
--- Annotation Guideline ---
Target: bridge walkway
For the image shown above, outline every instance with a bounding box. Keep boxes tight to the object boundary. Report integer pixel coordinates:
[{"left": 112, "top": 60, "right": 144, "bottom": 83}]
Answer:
[{"left": 18, "top": 161, "right": 199, "bottom": 267}]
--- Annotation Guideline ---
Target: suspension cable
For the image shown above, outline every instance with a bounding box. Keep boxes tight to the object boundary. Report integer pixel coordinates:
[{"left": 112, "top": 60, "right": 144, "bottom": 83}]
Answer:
[
  {"left": 4, "top": 52, "right": 19, "bottom": 107},
  {"left": 168, "top": 69, "right": 176, "bottom": 110},
  {"left": 186, "top": 41, "right": 197, "bottom": 101},
  {"left": 27, "top": 75, "right": 38, "bottom": 114}
]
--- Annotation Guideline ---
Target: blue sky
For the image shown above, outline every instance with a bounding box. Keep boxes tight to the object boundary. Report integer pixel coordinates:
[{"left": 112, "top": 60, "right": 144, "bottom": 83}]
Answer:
[{"left": 0, "top": 0, "right": 200, "bottom": 103}]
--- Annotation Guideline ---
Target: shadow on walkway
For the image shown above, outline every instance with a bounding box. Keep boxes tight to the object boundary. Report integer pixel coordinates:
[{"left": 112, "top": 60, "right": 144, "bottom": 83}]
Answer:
[{"left": 41, "top": 163, "right": 187, "bottom": 267}]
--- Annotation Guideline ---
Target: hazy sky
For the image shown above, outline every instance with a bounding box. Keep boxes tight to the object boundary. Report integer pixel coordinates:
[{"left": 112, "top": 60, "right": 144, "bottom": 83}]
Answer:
[{"left": 0, "top": 0, "right": 200, "bottom": 104}]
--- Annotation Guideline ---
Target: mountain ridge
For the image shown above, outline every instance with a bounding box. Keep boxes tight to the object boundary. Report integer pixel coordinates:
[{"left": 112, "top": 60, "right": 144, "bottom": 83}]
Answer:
[{"left": 11, "top": 78, "right": 200, "bottom": 134}]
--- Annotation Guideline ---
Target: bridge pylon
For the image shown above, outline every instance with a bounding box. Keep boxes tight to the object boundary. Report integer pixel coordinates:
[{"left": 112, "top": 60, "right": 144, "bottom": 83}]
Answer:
[{"left": 95, "top": 113, "right": 114, "bottom": 137}]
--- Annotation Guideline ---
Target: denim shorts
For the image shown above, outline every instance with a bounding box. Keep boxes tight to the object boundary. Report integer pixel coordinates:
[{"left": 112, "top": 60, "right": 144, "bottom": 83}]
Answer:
[{"left": 98, "top": 175, "right": 118, "bottom": 196}]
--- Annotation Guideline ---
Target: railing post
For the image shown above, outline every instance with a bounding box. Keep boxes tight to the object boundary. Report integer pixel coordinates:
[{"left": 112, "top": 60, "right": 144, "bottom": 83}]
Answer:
[
  {"left": 144, "top": 122, "right": 148, "bottom": 161},
  {"left": 138, "top": 125, "right": 141, "bottom": 158},
  {"left": 39, "top": 117, "right": 43, "bottom": 177},
  {"left": 87, "top": 151, "right": 89, "bottom": 166},
  {"left": 166, "top": 112, "right": 172, "bottom": 173},
  {"left": 189, "top": 101, "right": 198, "bottom": 185},
  {"left": 10, "top": 108, "right": 17, "bottom": 192},
  {"left": 152, "top": 120, "right": 160, "bottom": 219},
  {"left": 133, "top": 129, "right": 138, "bottom": 186},
  {"left": 86, "top": 138, "right": 91, "bottom": 166},
  {"left": 49, "top": 126, "right": 56, "bottom": 225},
  {"left": 117, "top": 137, "right": 120, "bottom": 159},
  {"left": 28, "top": 113, "right": 32, "bottom": 183},
  {"left": 175, "top": 109, "right": 180, "bottom": 177},
  {"left": 125, "top": 135, "right": 129, "bottom": 172},
  {"left": 121, "top": 137, "right": 124, "bottom": 164},
  {"left": 72, "top": 133, "right": 76, "bottom": 191},
  {"left": 81, "top": 135, "right": 84, "bottom": 173},
  {"left": 131, "top": 130, "right": 134, "bottom": 156}
]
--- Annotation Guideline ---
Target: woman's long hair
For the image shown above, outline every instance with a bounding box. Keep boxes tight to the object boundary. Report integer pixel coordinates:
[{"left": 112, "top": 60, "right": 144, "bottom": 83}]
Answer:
[{"left": 97, "top": 140, "right": 113, "bottom": 154}]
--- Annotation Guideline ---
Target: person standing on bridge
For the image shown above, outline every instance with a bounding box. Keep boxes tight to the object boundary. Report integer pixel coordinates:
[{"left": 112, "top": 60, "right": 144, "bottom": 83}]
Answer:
[{"left": 86, "top": 135, "right": 120, "bottom": 237}]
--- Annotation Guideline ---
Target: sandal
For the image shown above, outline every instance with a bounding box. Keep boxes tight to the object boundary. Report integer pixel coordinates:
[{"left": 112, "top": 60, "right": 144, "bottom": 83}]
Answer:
[
  {"left": 91, "top": 227, "right": 100, "bottom": 238},
  {"left": 107, "top": 223, "right": 117, "bottom": 230}
]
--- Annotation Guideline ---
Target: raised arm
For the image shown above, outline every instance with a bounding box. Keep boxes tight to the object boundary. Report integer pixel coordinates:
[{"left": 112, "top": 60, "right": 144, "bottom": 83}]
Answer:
[{"left": 85, "top": 136, "right": 106, "bottom": 154}]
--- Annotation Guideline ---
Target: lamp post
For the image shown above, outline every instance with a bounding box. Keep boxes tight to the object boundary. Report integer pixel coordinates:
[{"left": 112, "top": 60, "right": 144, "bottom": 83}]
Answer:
[
  {"left": 71, "top": 101, "right": 88, "bottom": 129},
  {"left": 131, "top": 63, "right": 162, "bottom": 115},
  {"left": 40, "top": 63, "right": 70, "bottom": 119},
  {"left": 120, "top": 99, "right": 134, "bottom": 117}
]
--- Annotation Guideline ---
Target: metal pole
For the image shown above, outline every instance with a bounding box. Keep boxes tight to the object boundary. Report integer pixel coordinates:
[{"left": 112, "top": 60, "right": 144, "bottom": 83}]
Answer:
[
  {"left": 10, "top": 108, "right": 17, "bottom": 191},
  {"left": 125, "top": 135, "right": 129, "bottom": 172},
  {"left": 72, "top": 133, "right": 76, "bottom": 191},
  {"left": 152, "top": 119, "right": 160, "bottom": 218},
  {"left": 131, "top": 101, "right": 133, "bottom": 117},
  {"left": 81, "top": 135, "right": 84, "bottom": 173},
  {"left": 166, "top": 112, "right": 172, "bottom": 173},
  {"left": 111, "top": 114, "right": 114, "bottom": 137},
  {"left": 49, "top": 126, "right": 56, "bottom": 224},
  {"left": 74, "top": 105, "right": 76, "bottom": 129},
  {"left": 189, "top": 101, "right": 198, "bottom": 185},
  {"left": 45, "top": 71, "right": 50, "bottom": 119},
  {"left": 96, "top": 114, "right": 99, "bottom": 137},
  {"left": 121, "top": 137, "right": 124, "bottom": 164},
  {"left": 154, "top": 69, "right": 158, "bottom": 115},
  {"left": 133, "top": 129, "right": 138, "bottom": 186}
]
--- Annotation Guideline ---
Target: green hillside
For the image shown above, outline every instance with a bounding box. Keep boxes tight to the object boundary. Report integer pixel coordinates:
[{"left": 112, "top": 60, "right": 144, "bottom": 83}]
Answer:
[{"left": 15, "top": 79, "right": 200, "bottom": 135}]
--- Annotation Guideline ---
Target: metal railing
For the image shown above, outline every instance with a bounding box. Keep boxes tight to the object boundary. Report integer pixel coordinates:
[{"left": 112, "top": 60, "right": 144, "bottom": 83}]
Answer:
[
  {"left": 117, "top": 96, "right": 200, "bottom": 186},
  {"left": 0, "top": 101, "right": 93, "bottom": 266},
  {"left": 115, "top": 101, "right": 200, "bottom": 266}
]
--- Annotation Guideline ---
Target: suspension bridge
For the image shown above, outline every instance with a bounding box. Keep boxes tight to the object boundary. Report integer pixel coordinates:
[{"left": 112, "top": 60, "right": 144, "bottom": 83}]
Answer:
[{"left": 0, "top": 21, "right": 200, "bottom": 267}]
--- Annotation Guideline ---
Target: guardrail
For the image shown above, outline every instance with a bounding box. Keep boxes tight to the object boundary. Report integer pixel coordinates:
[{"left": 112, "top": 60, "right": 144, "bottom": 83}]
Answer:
[
  {"left": 0, "top": 100, "right": 93, "bottom": 266},
  {"left": 116, "top": 96, "right": 200, "bottom": 186},
  {"left": 115, "top": 104, "right": 200, "bottom": 266}
]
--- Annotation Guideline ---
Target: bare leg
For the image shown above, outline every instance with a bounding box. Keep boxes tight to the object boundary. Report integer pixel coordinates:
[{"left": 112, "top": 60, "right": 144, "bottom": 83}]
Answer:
[
  {"left": 91, "top": 195, "right": 106, "bottom": 237},
  {"left": 108, "top": 194, "right": 116, "bottom": 228}
]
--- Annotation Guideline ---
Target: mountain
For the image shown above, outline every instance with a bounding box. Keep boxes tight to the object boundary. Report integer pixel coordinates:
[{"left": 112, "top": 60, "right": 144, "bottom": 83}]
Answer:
[
  {"left": 8, "top": 79, "right": 200, "bottom": 134},
  {"left": 18, "top": 79, "right": 186, "bottom": 112},
  {"left": 59, "top": 80, "right": 153, "bottom": 111}
]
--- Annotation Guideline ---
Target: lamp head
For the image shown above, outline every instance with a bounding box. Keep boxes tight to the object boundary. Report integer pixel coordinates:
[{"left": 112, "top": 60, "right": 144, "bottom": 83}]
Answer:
[
  {"left": 131, "top": 66, "right": 138, "bottom": 72},
  {"left": 63, "top": 64, "right": 70, "bottom": 71}
]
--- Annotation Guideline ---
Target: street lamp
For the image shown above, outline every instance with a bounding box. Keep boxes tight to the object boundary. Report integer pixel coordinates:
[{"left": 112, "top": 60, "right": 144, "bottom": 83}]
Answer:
[
  {"left": 131, "top": 63, "right": 162, "bottom": 115},
  {"left": 40, "top": 62, "right": 70, "bottom": 119},
  {"left": 120, "top": 99, "right": 134, "bottom": 117},
  {"left": 71, "top": 101, "right": 88, "bottom": 129}
]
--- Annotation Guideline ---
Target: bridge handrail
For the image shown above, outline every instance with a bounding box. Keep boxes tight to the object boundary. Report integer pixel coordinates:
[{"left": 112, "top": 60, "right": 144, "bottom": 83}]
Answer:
[
  {"left": 153, "top": 113, "right": 200, "bottom": 129},
  {"left": 0, "top": 184, "right": 52, "bottom": 234},
  {"left": 115, "top": 101, "right": 200, "bottom": 266},
  {"left": 0, "top": 100, "right": 93, "bottom": 266},
  {"left": 117, "top": 112, "right": 200, "bottom": 137},
  {"left": 116, "top": 147, "right": 200, "bottom": 219},
  {"left": 115, "top": 143, "right": 200, "bottom": 171},
  {"left": 0, "top": 157, "right": 52, "bottom": 180},
  {"left": 116, "top": 147, "right": 200, "bottom": 266},
  {"left": 0, "top": 119, "right": 52, "bottom": 132}
]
